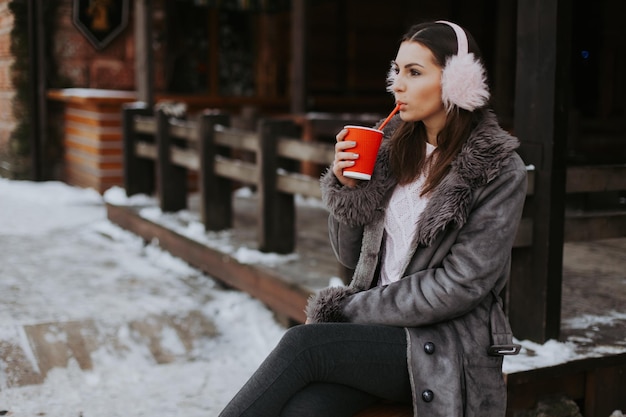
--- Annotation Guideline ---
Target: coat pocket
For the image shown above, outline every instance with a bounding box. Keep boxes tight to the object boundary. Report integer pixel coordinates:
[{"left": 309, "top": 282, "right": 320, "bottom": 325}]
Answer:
[{"left": 462, "top": 357, "right": 506, "bottom": 417}]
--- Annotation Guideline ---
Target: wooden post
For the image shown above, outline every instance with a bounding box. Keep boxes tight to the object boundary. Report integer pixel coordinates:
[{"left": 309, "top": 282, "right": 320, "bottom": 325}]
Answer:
[
  {"left": 134, "top": 0, "right": 154, "bottom": 106},
  {"left": 197, "top": 112, "right": 232, "bottom": 231},
  {"left": 27, "top": 0, "right": 46, "bottom": 180},
  {"left": 290, "top": 0, "right": 307, "bottom": 114},
  {"left": 156, "top": 109, "right": 187, "bottom": 212},
  {"left": 491, "top": 0, "right": 516, "bottom": 121},
  {"left": 122, "top": 102, "right": 154, "bottom": 196},
  {"left": 508, "top": 0, "right": 572, "bottom": 342},
  {"left": 258, "top": 119, "right": 298, "bottom": 254}
]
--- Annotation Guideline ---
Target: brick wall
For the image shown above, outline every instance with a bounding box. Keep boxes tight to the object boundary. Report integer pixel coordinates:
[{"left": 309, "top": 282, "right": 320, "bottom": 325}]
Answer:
[
  {"left": 0, "top": 0, "right": 166, "bottom": 179},
  {"left": 52, "top": 0, "right": 165, "bottom": 90},
  {"left": 0, "top": 0, "right": 15, "bottom": 169},
  {"left": 53, "top": 0, "right": 135, "bottom": 89}
]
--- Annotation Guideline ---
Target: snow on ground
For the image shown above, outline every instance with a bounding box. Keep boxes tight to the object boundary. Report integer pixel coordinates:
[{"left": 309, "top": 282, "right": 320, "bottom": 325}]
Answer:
[
  {"left": 1, "top": 178, "right": 625, "bottom": 416},
  {"left": 0, "top": 178, "right": 286, "bottom": 416},
  {"left": 102, "top": 186, "right": 626, "bottom": 375}
]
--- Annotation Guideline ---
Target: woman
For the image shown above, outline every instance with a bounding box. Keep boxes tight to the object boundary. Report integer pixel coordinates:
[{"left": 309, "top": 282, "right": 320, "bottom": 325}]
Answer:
[{"left": 218, "top": 20, "right": 527, "bottom": 417}]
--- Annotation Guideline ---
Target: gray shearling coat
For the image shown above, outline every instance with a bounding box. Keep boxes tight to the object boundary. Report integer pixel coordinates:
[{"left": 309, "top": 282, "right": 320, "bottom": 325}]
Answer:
[{"left": 306, "top": 110, "right": 527, "bottom": 417}]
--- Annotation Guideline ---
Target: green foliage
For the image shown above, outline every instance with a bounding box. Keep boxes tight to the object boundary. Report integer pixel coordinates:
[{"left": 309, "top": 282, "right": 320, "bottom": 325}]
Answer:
[{"left": 9, "top": 0, "right": 31, "bottom": 171}]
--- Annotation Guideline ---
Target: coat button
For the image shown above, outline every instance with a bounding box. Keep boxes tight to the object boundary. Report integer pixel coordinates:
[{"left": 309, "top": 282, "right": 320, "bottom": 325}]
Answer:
[
  {"left": 421, "top": 389, "right": 434, "bottom": 402},
  {"left": 424, "top": 342, "right": 435, "bottom": 354}
]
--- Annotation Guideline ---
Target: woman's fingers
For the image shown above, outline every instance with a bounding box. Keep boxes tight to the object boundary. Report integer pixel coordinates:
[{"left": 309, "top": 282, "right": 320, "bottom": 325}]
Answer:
[
  {"left": 336, "top": 128, "right": 349, "bottom": 142},
  {"left": 332, "top": 129, "right": 360, "bottom": 187}
]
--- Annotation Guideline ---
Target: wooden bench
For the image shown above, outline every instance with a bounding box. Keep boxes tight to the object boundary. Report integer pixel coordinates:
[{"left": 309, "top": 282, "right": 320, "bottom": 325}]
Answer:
[{"left": 121, "top": 103, "right": 626, "bottom": 417}]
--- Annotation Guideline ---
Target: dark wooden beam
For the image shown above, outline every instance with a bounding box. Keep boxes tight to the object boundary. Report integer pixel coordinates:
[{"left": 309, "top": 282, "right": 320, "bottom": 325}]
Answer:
[
  {"left": 198, "top": 112, "right": 233, "bottom": 231},
  {"left": 505, "top": 352, "right": 626, "bottom": 417},
  {"left": 134, "top": 0, "right": 154, "bottom": 106},
  {"left": 258, "top": 119, "right": 298, "bottom": 254},
  {"left": 27, "top": 0, "right": 46, "bottom": 180},
  {"left": 122, "top": 103, "right": 155, "bottom": 196},
  {"left": 508, "top": 0, "right": 572, "bottom": 342},
  {"left": 290, "top": 0, "right": 307, "bottom": 113},
  {"left": 491, "top": 0, "right": 516, "bottom": 121},
  {"left": 155, "top": 110, "right": 187, "bottom": 212}
]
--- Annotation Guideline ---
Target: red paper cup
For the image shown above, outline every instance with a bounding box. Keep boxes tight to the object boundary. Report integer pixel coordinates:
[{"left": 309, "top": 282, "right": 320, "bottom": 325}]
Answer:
[{"left": 342, "top": 125, "right": 384, "bottom": 180}]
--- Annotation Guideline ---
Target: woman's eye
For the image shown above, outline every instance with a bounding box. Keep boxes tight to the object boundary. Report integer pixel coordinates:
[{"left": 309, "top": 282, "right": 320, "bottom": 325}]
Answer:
[{"left": 410, "top": 69, "right": 421, "bottom": 76}]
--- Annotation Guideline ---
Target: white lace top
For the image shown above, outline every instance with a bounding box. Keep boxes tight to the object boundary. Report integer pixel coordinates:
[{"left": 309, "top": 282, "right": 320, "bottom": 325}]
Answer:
[{"left": 379, "top": 142, "right": 436, "bottom": 286}]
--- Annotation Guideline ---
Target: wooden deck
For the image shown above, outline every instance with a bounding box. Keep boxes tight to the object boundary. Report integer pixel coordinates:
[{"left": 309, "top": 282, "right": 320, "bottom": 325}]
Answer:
[{"left": 105, "top": 191, "right": 626, "bottom": 416}]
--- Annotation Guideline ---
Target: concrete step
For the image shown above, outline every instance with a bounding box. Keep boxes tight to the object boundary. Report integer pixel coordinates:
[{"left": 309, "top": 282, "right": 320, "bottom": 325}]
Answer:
[{"left": 0, "top": 310, "right": 216, "bottom": 388}]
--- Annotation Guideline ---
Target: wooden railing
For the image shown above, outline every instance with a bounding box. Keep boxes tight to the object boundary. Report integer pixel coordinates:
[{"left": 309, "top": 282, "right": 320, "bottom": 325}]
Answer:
[
  {"left": 122, "top": 102, "right": 626, "bottom": 253},
  {"left": 122, "top": 102, "right": 626, "bottom": 307},
  {"left": 121, "top": 103, "right": 626, "bottom": 417},
  {"left": 122, "top": 104, "right": 380, "bottom": 254}
]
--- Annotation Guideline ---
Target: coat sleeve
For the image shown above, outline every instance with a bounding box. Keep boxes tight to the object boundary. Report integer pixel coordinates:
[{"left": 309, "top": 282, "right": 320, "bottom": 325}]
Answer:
[
  {"left": 319, "top": 161, "right": 384, "bottom": 270},
  {"left": 311, "top": 156, "right": 528, "bottom": 326},
  {"left": 327, "top": 214, "right": 364, "bottom": 269}
]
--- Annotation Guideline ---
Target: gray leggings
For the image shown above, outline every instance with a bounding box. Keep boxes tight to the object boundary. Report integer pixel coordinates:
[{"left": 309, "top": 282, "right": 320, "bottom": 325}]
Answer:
[{"left": 217, "top": 323, "right": 413, "bottom": 417}]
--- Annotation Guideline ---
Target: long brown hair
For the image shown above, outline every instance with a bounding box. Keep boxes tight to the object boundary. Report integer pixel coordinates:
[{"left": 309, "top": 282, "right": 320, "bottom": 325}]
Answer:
[{"left": 390, "top": 22, "right": 486, "bottom": 194}]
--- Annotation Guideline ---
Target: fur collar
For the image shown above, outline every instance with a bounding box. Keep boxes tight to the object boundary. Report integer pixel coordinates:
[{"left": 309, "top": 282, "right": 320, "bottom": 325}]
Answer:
[{"left": 320, "top": 109, "right": 520, "bottom": 246}]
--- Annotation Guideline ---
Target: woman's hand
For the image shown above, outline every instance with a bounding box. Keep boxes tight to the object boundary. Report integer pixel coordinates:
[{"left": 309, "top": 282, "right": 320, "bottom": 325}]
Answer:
[{"left": 332, "top": 129, "right": 360, "bottom": 188}]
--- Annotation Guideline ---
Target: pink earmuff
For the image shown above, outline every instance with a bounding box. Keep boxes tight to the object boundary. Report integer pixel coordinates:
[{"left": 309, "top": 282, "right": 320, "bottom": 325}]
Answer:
[
  {"left": 437, "top": 20, "right": 490, "bottom": 113},
  {"left": 386, "top": 21, "right": 490, "bottom": 113}
]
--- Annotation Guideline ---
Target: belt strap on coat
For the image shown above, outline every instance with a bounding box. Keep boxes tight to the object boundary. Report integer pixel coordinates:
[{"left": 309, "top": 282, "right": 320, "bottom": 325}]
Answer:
[{"left": 488, "top": 290, "right": 522, "bottom": 356}]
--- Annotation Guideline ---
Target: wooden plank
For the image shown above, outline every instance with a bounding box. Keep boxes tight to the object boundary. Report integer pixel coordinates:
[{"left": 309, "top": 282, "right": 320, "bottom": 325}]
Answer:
[
  {"left": 65, "top": 110, "right": 122, "bottom": 127},
  {"left": 506, "top": 372, "right": 586, "bottom": 416},
  {"left": 64, "top": 147, "right": 122, "bottom": 170},
  {"left": 583, "top": 362, "right": 626, "bottom": 417},
  {"left": 168, "top": 119, "right": 198, "bottom": 142},
  {"left": 506, "top": 352, "right": 626, "bottom": 385},
  {"left": 214, "top": 127, "right": 259, "bottom": 152},
  {"left": 276, "top": 173, "right": 323, "bottom": 199},
  {"left": 135, "top": 141, "right": 157, "bottom": 159},
  {"left": 65, "top": 135, "right": 123, "bottom": 156},
  {"left": 277, "top": 136, "right": 334, "bottom": 165},
  {"left": 65, "top": 124, "right": 122, "bottom": 141},
  {"left": 134, "top": 116, "right": 156, "bottom": 135},
  {"left": 214, "top": 158, "right": 258, "bottom": 184},
  {"left": 564, "top": 211, "right": 626, "bottom": 242},
  {"left": 170, "top": 147, "right": 199, "bottom": 170},
  {"left": 566, "top": 165, "right": 626, "bottom": 193},
  {"left": 513, "top": 210, "right": 626, "bottom": 248},
  {"left": 505, "top": 352, "right": 626, "bottom": 417}
]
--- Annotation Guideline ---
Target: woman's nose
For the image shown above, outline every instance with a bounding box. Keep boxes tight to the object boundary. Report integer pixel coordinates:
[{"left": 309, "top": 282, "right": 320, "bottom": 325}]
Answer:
[{"left": 393, "top": 78, "right": 405, "bottom": 92}]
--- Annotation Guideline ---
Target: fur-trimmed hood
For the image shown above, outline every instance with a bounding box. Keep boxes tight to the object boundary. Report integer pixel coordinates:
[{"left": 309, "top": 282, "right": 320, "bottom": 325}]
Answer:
[{"left": 321, "top": 109, "right": 520, "bottom": 247}]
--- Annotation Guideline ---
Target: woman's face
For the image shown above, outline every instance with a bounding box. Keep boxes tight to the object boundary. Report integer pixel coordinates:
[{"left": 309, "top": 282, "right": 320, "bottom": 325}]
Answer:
[{"left": 390, "top": 41, "right": 447, "bottom": 132}]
